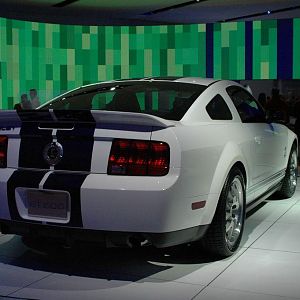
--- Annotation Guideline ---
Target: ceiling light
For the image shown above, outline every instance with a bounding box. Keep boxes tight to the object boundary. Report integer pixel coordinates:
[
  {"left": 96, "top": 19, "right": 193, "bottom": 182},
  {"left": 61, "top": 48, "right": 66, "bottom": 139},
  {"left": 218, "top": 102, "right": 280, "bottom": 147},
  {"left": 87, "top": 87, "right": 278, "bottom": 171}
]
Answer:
[
  {"left": 143, "top": 0, "right": 209, "bottom": 16},
  {"left": 53, "top": 0, "right": 79, "bottom": 8}
]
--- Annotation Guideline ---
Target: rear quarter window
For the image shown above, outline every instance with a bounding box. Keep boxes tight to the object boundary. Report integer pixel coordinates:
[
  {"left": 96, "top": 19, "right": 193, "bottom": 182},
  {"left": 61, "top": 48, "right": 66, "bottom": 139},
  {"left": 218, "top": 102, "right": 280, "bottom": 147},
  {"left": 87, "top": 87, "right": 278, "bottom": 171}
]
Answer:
[
  {"left": 206, "top": 94, "right": 232, "bottom": 120},
  {"left": 226, "top": 86, "right": 266, "bottom": 123}
]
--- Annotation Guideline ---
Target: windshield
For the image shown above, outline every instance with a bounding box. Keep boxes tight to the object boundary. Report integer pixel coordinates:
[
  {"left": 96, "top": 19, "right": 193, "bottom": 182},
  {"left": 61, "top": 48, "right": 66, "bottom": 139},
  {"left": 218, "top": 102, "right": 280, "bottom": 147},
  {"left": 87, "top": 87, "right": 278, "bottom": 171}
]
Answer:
[{"left": 40, "top": 81, "right": 207, "bottom": 121}]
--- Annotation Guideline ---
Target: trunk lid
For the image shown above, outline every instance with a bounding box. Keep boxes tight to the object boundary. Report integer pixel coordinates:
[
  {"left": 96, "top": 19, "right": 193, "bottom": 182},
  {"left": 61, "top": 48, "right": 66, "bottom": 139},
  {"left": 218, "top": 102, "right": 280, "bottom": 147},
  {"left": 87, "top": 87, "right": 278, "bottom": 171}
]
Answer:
[{"left": 1, "top": 110, "right": 175, "bottom": 173}]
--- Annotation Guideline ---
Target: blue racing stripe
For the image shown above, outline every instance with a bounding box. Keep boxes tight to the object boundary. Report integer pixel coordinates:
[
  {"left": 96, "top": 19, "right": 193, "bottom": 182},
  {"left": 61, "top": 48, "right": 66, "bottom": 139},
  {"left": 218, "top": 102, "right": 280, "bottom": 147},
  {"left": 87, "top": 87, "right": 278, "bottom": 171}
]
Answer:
[
  {"left": 55, "top": 123, "right": 95, "bottom": 172},
  {"left": 18, "top": 122, "right": 52, "bottom": 169},
  {"left": 17, "top": 110, "right": 53, "bottom": 169},
  {"left": 53, "top": 110, "right": 96, "bottom": 172},
  {"left": 43, "top": 172, "right": 88, "bottom": 228},
  {"left": 7, "top": 170, "right": 48, "bottom": 223}
]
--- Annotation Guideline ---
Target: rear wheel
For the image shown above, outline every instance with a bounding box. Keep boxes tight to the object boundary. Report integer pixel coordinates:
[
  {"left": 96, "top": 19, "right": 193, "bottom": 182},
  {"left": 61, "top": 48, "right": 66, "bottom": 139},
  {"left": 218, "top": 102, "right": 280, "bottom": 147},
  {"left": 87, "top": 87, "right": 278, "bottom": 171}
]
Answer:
[
  {"left": 201, "top": 167, "right": 246, "bottom": 257},
  {"left": 277, "top": 146, "right": 297, "bottom": 198}
]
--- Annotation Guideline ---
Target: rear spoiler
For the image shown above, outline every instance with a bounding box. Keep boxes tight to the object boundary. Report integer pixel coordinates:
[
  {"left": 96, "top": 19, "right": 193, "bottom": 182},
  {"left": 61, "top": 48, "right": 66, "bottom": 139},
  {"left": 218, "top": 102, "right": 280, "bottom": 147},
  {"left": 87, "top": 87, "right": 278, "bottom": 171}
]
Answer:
[
  {"left": 91, "top": 110, "right": 175, "bottom": 128},
  {"left": 0, "top": 110, "right": 22, "bottom": 127},
  {"left": 0, "top": 110, "right": 175, "bottom": 129}
]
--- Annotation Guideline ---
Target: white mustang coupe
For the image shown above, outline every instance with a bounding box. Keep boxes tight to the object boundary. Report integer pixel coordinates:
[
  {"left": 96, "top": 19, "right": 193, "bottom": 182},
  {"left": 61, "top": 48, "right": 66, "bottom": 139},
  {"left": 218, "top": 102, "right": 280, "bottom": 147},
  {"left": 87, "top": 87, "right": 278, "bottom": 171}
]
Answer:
[{"left": 0, "top": 77, "right": 297, "bottom": 257}]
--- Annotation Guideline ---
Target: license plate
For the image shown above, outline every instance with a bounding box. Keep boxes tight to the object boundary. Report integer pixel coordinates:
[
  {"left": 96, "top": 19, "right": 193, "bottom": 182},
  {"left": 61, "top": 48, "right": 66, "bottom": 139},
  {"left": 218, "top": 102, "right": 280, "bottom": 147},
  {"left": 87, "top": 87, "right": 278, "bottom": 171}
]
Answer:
[{"left": 27, "top": 190, "right": 69, "bottom": 219}]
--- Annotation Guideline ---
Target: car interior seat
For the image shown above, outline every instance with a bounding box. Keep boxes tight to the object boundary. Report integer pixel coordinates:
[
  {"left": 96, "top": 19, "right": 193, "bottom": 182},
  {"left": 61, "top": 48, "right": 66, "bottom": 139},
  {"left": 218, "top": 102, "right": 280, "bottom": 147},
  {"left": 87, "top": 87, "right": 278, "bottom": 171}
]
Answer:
[
  {"left": 171, "top": 97, "right": 190, "bottom": 120},
  {"left": 109, "top": 91, "right": 141, "bottom": 113},
  {"left": 68, "top": 96, "right": 92, "bottom": 110}
]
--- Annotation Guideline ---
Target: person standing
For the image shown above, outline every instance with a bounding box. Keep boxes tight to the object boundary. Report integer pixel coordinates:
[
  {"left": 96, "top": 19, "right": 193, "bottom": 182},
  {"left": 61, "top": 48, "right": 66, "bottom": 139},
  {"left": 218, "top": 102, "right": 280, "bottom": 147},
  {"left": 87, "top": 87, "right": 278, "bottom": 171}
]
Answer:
[
  {"left": 265, "top": 88, "right": 289, "bottom": 124},
  {"left": 21, "top": 93, "right": 32, "bottom": 109},
  {"left": 258, "top": 92, "right": 267, "bottom": 109},
  {"left": 29, "top": 88, "right": 40, "bottom": 108},
  {"left": 14, "top": 94, "right": 32, "bottom": 110},
  {"left": 13, "top": 102, "right": 22, "bottom": 111}
]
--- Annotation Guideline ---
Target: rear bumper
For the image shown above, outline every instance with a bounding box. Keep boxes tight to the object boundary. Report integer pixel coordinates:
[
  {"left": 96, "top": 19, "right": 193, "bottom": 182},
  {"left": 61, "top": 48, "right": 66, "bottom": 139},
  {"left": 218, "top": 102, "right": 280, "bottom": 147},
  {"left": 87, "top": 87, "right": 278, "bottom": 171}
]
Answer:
[
  {"left": 0, "top": 168, "right": 213, "bottom": 234},
  {"left": 0, "top": 219, "right": 209, "bottom": 248}
]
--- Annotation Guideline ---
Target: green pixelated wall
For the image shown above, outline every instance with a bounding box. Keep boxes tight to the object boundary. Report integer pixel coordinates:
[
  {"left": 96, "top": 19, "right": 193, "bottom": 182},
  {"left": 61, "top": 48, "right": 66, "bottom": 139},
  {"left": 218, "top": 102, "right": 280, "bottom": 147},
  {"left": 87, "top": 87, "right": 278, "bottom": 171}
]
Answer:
[
  {"left": 0, "top": 17, "right": 300, "bottom": 109},
  {"left": 213, "top": 22, "right": 245, "bottom": 79},
  {"left": 294, "top": 19, "right": 300, "bottom": 79},
  {"left": 0, "top": 20, "right": 207, "bottom": 109},
  {"left": 252, "top": 20, "right": 277, "bottom": 79}
]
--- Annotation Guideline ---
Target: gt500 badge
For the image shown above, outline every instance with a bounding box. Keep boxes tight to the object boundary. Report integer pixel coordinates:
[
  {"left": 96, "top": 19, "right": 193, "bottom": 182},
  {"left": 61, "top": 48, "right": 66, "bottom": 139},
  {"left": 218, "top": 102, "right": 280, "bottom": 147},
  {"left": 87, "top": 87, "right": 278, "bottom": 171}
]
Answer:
[{"left": 43, "top": 142, "right": 63, "bottom": 166}]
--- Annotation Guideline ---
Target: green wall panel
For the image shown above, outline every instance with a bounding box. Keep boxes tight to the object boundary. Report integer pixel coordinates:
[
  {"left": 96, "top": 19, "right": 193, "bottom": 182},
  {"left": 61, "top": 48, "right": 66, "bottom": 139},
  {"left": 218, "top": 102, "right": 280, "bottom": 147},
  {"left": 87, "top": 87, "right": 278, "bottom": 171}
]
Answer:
[
  {"left": 253, "top": 20, "right": 277, "bottom": 79},
  {"left": 213, "top": 22, "right": 245, "bottom": 79},
  {"left": 294, "top": 19, "right": 300, "bottom": 79},
  {"left": 0, "top": 19, "right": 207, "bottom": 108},
  {"left": 0, "top": 17, "right": 300, "bottom": 109}
]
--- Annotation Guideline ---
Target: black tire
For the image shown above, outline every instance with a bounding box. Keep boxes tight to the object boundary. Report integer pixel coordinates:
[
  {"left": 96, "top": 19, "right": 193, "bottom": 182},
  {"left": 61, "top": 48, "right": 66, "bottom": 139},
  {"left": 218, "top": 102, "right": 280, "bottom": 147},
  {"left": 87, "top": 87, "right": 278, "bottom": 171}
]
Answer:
[
  {"left": 277, "top": 146, "right": 297, "bottom": 198},
  {"left": 200, "top": 167, "right": 246, "bottom": 258}
]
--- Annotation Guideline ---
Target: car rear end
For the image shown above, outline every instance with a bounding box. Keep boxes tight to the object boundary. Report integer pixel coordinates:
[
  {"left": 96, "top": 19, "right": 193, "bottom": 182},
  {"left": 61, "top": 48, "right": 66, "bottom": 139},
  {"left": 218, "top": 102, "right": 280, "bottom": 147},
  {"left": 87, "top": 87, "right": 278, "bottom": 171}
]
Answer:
[{"left": 0, "top": 80, "right": 210, "bottom": 248}]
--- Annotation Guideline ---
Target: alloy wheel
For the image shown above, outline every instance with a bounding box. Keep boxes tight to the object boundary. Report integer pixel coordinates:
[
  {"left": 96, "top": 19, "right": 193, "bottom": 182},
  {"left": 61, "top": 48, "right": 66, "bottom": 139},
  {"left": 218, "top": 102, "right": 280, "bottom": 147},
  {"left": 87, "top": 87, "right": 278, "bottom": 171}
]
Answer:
[
  {"left": 289, "top": 150, "right": 298, "bottom": 188},
  {"left": 225, "top": 177, "right": 244, "bottom": 250}
]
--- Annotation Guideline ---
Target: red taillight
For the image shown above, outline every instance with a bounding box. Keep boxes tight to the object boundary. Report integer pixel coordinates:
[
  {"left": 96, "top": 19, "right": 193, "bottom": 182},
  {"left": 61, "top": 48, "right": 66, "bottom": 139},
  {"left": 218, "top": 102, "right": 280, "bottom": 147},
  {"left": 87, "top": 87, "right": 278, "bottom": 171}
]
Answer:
[
  {"left": 108, "top": 139, "right": 170, "bottom": 176},
  {"left": 0, "top": 136, "right": 8, "bottom": 168}
]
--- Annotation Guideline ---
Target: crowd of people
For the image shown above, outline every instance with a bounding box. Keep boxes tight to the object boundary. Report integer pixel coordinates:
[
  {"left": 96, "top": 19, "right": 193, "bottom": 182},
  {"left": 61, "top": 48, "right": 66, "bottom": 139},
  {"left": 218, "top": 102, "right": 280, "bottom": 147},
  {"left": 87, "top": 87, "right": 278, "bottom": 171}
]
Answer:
[
  {"left": 257, "top": 88, "right": 300, "bottom": 138},
  {"left": 13, "top": 89, "right": 40, "bottom": 111}
]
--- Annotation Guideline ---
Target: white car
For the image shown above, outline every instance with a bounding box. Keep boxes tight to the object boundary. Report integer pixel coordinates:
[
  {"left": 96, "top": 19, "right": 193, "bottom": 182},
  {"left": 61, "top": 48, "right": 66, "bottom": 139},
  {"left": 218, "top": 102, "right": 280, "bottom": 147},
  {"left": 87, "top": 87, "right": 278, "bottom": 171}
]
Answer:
[{"left": 0, "top": 77, "right": 297, "bottom": 257}]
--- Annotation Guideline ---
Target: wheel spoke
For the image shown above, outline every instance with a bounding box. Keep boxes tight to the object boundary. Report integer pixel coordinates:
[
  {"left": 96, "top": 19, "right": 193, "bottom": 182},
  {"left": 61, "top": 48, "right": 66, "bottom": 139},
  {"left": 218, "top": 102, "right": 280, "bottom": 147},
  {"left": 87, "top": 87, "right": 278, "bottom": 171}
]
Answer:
[
  {"left": 232, "top": 196, "right": 240, "bottom": 208},
  {"left": 227, "top": 190, "right": 233, "bottom": 203},
  {"left": 231, "top": 185, "right": 237, "bottom": 198},
  {"left": 226, "top": 211, "right": 231, "bottom": 221},
  {"left": 224, "top": 176, "right": 244, "bottom": 249},
  {"left": 226, "top": 220, "right": 234, "bottom": 239}
]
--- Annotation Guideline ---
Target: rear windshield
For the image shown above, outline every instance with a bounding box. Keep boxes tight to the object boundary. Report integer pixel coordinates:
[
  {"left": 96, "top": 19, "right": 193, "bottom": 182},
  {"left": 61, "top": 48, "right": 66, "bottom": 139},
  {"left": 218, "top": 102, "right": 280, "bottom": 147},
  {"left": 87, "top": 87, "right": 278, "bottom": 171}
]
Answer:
[{"left": 40, "top": 81, "right": 207, "bottom": 121}]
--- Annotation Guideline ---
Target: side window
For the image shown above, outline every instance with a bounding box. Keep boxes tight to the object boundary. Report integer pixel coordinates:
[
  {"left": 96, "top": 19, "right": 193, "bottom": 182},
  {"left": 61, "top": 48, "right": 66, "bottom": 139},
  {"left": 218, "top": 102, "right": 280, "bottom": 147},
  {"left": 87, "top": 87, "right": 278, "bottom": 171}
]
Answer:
[
  {"left": 227, "top": 86, "right": 266, "bottom": 123},
  {"left": 206, "top": 94, "right": 232, "bottom": 120}
]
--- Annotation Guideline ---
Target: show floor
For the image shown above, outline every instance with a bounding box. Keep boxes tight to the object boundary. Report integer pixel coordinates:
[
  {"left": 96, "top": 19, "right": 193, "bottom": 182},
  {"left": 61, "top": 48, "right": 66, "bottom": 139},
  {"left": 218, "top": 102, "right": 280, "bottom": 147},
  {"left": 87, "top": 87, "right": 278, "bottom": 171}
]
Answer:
[{"left": 1, "top": 187, "right": 300, "bottom": 299}]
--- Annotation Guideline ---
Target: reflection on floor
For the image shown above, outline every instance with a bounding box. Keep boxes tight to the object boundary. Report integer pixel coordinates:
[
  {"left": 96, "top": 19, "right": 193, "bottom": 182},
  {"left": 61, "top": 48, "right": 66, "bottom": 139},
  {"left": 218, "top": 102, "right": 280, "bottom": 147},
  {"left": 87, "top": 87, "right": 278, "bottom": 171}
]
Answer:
[{"left": 1, "top": 187, "right": 300, "bottom": 300}]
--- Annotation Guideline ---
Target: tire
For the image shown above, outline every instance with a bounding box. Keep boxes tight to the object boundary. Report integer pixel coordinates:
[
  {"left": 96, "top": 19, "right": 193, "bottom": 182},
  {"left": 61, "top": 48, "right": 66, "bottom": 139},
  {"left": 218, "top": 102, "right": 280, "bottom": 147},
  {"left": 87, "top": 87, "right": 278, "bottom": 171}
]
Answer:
[
  {"left": 277, "top": 146, "right": 298, "bottom": 198},
  {"left": 201, "top": 167, "right": 246, "bottom": 257}
]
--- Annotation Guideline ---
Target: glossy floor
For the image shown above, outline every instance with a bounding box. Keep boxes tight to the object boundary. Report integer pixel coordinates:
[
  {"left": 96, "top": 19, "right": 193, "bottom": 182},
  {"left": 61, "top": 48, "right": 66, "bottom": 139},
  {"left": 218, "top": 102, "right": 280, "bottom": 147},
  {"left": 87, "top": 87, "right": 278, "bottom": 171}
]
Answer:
[{"left": 1, "top": 188, "right": 300, "bottom": 300}]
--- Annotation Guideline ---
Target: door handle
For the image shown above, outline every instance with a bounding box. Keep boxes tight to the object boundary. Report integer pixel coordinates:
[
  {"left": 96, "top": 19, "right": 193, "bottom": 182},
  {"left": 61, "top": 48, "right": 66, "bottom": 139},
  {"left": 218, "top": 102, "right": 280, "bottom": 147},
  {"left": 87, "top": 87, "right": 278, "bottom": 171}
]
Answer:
[{"left": 254, "top": 136, "right": 262, "bottom": 144}]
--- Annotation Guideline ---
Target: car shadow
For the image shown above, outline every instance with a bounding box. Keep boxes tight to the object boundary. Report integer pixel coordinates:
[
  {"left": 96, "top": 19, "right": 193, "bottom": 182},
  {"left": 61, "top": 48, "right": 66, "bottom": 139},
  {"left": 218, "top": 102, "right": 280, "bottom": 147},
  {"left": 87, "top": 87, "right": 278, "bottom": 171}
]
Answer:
[
  {"left": 0, "top": 197, "right": 282, "bottom": 286},
  {"left": 0, "top": 235, "right": 221, "bottom": 283}
]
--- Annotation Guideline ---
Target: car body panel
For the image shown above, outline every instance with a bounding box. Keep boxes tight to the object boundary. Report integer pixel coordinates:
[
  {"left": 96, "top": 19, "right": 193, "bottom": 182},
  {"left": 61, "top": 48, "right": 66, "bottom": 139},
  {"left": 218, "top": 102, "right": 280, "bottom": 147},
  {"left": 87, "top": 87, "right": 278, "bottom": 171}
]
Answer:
[{"left": 0, "top": 78, "right": 297, "bottom": 248}]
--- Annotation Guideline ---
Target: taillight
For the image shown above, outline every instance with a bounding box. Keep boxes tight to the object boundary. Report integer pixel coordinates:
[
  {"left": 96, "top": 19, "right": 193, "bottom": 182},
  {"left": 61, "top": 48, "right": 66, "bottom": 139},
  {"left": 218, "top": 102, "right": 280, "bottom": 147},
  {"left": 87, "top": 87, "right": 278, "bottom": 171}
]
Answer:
[
  {"left": 108, "top": 139, "right": 170, "bottom": 176},
  {"left": 0, "top": 136, "right": 8, "bottom": 168}
]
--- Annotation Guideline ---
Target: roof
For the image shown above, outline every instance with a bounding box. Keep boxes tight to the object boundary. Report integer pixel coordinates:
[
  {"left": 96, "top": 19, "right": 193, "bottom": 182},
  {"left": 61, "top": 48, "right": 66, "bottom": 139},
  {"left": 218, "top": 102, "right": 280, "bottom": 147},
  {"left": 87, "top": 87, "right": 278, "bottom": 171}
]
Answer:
[
  {"left": 115, "top": 77, "right": 219, "bottom": 86},
  {"left": 174, "top": 77, "right": 218, "bottom": 86}
]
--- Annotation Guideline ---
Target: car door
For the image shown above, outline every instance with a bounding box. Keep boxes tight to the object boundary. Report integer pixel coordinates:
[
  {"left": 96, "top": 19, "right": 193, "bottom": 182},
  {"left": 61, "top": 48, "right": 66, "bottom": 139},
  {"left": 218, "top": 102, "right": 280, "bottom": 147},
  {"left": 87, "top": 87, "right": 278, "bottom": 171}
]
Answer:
[
  {"left": 226, "top": 86, "right": 285, "bottom": 196},
  {"left": 265, "top": 121, "right": 289, "bottom": 174}
]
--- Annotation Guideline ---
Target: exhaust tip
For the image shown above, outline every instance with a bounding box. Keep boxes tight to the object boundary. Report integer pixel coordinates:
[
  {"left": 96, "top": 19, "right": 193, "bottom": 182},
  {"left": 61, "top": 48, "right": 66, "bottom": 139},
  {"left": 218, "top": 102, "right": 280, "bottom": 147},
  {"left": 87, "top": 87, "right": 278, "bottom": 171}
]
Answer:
[{"left": 127, "top": 235, "right": 149, "bottom": 248}]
